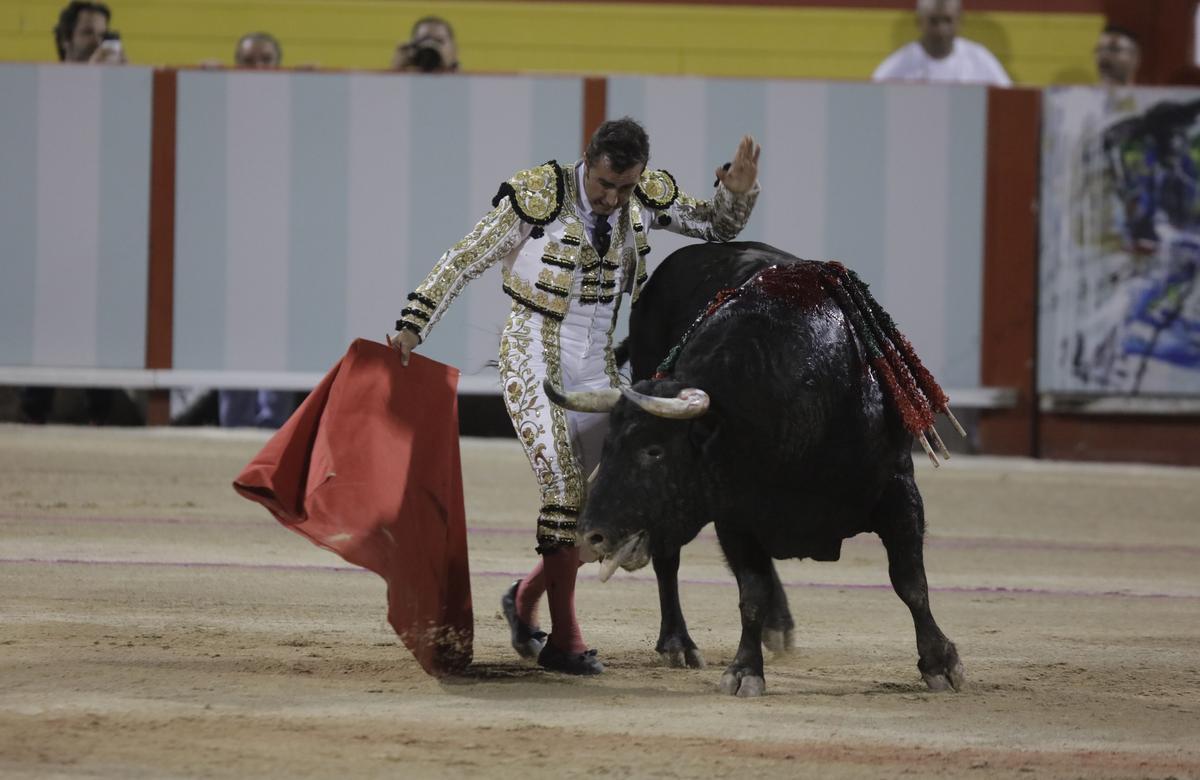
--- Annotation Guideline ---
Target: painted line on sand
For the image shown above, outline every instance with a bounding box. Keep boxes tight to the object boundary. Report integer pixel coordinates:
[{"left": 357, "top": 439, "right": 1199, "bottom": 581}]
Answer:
[
  {"left": 1, "top": 513, "right": 1196, "bottom": 557},
  {"left": 1, "top": 557, "right": 1196, "bottom": 601}
]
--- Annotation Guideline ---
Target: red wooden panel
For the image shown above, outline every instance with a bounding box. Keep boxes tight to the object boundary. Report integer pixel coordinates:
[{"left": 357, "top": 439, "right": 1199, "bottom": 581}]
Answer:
[
  {"left": 978, "top": 87, "right": 1041, "bottom": 456},
  {"left": 145, "top": 69, "right": 177, "bottom": 426},
  {"left": 1040, "top": 414, "right": 1200, "bottom": 465},
  {"left": 583, "top": 77, "right": 607, "bottom": 154}
]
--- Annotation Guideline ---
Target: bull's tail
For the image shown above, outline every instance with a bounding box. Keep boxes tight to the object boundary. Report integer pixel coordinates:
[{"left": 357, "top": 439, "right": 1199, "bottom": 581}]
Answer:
[
  {"left": 817, "top": 262, "right": 965, "bottom": 467},
  {"left": 613, "top": 338, "right": 630, "bottom": 369}
]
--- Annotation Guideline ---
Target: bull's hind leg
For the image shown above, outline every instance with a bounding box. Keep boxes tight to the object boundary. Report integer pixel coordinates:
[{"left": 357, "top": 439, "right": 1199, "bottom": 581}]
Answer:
[
  {"left": 653, "top": 551, "right": 705, "bottom": 668},
  {"left": 714, "top": 525, "right": 772, "bottom": 697},
  {"left": 875, "top": 473, "right": 966, "bottom": 692}
]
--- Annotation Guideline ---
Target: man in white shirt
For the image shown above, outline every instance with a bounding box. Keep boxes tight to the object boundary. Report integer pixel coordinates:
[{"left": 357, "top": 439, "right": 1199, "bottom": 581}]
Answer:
[
  {"left": 1094, "top": 24, "right": 1140, "bottom": 87},
  {"left": 873, "top": 0, "right": 1012, "bottom": 86}
]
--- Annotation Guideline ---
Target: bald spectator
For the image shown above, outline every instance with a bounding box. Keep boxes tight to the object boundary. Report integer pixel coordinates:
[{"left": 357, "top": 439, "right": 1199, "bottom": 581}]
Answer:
[
  {"left": 235, "top": 31, "right": 282, "bottom": 69},
  {"left": 1095, "top": 24, "right": 1140, "bottom": 87},
  {"left": 873, "top": 0, "right": 1011, "bottom": 86},
  {"left": 391, "top": 16, "right": 459, "bottom": 73},
  {"left": 217, "top": 32, "right": 293, "bottom": 427}
]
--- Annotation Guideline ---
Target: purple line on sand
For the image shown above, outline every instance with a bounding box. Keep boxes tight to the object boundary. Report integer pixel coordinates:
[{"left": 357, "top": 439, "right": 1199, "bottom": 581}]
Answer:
[
  {"left": 2, "top": 513, "right": 1197, "bottom": 556},
  {"left": 2, "top": 557, "right": 1195, "bottom": 601}
]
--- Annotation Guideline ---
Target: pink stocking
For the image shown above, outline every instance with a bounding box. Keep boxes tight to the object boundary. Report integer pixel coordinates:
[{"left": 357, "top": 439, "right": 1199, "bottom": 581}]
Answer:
[
  {"left": 544, "top": 546, "right": 587, "bottom": 654},
  {"left": 514, "top": 558, "right": 545, "bottom": 627}
]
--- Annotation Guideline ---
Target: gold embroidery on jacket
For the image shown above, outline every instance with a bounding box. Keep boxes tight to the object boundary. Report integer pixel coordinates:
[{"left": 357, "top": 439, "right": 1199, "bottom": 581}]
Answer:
[
  {"left": 635, "top": 168, "right": 679, "bottom": 209},
  {"left": 399, "top": 202, "right": 523, "bottom": 339},
  {"left": 500, "top": 162, "right": 562, "bottom": 225}
]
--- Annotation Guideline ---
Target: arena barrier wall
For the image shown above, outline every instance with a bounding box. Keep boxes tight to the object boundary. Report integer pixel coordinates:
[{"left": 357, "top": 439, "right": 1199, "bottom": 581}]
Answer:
[{"left": 2, "top": 65, "right": 1017, "bottom": 433}]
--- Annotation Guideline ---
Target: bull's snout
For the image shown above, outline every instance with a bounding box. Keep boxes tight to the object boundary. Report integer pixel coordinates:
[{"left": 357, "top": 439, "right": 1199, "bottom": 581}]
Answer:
[
  {"left": 582, "top": 528, "right": 651, "bottom": 583},
  {"left": 577, "top": 527, "right": 613, "bottom": 564}
]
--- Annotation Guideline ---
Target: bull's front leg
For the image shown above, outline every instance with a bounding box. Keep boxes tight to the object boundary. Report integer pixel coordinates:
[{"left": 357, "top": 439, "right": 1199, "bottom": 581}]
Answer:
[
  {"left": 715, "top": 526, "right": 772, "bottom": 697},
  {"left": 653, "top": 551, "right": 705, "bottom": 668}
]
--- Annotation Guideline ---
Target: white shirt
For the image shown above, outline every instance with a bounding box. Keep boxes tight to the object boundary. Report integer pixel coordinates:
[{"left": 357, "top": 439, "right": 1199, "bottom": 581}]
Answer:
[
  {"left": 872, "top": 38, "right": 1012, "bottom": 87},
  {"left": 574, "top": 162, "right": 618, "bottom": 245}
]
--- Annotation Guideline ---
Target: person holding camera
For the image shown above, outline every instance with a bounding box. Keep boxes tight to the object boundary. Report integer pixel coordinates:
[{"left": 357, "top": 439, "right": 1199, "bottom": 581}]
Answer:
[
  {"left": 25, "top": 2, "right": 124, "bottom": 425},
  {"left": 54, "top": 1, "right": 125, "bottom": 64},
  {"left": 391, "top": 16, "right": 459, "bottom": 74}
]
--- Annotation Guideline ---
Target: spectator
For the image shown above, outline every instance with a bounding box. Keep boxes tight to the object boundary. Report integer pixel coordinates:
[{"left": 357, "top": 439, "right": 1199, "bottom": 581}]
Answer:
[
  {"left": 391, "top": 16, "right": 459, "bottom": 73},
  {"left": 25, "top": 2, "right": 124, "bottom": 425},
  {"left": 873, "top": 0, "right": 1011, "bottom": 86},
  {"left": 235, "top": 31, "right": 282, "bottom": 69},
  {"left": 1095, "top": 24, "right": 1140, "bottom": 87},
  {"left": 200, "top": 32, "right": 294, "bottom": 428},
  {"left": 54, "top": 1, "right": 125, "bottom": 65}
]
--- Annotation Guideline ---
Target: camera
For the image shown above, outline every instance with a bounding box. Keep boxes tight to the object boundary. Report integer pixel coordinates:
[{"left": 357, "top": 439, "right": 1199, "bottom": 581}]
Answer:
[
  {"left": 404, "top": 36, "right": 444, "bottom": 73},
  {"left": 98, "top": 30, "right": 123, "bottom": 59}
]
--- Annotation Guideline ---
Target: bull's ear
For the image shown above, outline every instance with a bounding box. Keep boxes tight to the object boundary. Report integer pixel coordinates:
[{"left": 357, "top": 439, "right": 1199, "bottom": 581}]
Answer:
[{"left": 688, "top": 415, "right": 720, "bottom": 454}]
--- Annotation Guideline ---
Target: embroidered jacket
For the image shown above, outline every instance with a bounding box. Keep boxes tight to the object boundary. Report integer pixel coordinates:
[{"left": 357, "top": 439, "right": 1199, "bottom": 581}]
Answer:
[{"left": 397, "top": 160, "right": 759, "bottom": 342}]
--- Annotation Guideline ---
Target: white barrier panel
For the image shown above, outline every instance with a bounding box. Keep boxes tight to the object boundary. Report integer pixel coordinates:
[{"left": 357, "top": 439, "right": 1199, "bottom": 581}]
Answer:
[
  {"left": 0, "top": 64, "right": 152, "bottom": 370},
  {"left": 609, "top": 77, "right": 988, "bottom": 390},
  {"left": 1, "top": 67, "right": 990, "bottom": 399},
  {"left": 172, "top": 70, "right": 584, "bottom": 381}
]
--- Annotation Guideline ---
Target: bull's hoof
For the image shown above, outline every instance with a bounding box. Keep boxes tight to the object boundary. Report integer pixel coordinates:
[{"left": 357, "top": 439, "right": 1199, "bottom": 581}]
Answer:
[
  {"left": 657, "top": 636, "right": 705, "bottom": 669},
  {"left": 919, "top": 640, "right": 966, "bottom": 692},
  {"left": 659, "top": 647, "right": 705, "bottom": 669},
  {"left": 718, "top": 669, "right": 766, "bottom": 697},
  {"left": 762, "top": 627, "right": 795, "bottom": 655},
  {"left": 922, "top": 659, "right": 966, "bottom": 692}
]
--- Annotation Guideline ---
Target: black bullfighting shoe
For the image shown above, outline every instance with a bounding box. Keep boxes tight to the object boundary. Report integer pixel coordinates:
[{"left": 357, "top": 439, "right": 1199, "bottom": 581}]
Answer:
[
  {"left": 537, "top": 643, "right": 604, "bottom": 676},
  {"left": 501, "top": 580, "right": 547, "bottom": 660}
]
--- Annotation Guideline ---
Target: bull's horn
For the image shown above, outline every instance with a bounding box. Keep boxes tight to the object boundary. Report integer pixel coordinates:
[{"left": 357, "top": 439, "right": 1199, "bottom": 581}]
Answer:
[
  {"left": 620, "top": 386, "right": 710, "bottom": 419},
  {"left": 542, "top": 379, "right": 621, "bottom": 413}
]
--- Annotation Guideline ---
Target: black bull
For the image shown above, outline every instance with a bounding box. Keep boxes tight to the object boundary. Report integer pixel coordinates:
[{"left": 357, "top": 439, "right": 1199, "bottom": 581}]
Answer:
[{"left": 545, "top": 241, "right": 965, "bottom": 697}]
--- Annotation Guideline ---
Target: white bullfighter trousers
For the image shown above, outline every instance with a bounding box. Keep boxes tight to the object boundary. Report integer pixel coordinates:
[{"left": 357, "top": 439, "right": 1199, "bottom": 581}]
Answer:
[{"left": 498, "top": 291, "right": 623, "bottom": 553}]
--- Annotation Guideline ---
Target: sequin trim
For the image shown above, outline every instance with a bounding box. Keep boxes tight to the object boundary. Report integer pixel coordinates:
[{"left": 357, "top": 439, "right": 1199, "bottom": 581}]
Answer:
[
  {"left": 635, "top": 168, "right": 679, "bottom": 210},
  {"left": 491, "top": 161, "right": 564, "bottom": 227}
]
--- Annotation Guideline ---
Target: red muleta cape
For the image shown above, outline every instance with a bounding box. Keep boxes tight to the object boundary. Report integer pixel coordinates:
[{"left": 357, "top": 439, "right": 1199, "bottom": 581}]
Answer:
[{"left": 233, "top": 338, "right": 472, "bottom": 676}]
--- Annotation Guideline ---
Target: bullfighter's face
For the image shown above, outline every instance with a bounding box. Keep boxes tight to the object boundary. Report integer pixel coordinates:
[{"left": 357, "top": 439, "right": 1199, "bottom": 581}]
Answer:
[{"left": 583, "top": 156, "right": 644, "bottom": 217}]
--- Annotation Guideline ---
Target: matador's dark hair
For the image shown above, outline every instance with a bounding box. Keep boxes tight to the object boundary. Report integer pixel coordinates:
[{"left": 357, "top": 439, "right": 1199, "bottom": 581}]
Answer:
[{"left": 586, "top": 117, "right": 651, "bottom": 173}]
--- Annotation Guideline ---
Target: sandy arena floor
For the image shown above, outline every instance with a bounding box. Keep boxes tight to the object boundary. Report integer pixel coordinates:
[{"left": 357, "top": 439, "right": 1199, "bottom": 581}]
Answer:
[{"left": 0, "top": 424, "right": 1198, "bottom": 779}]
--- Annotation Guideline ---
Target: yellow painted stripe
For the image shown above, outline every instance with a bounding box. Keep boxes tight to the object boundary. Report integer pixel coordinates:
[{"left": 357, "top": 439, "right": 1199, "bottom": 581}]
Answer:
[{"left": 3, "top": 1, "right": 1102, "bottom": 84}]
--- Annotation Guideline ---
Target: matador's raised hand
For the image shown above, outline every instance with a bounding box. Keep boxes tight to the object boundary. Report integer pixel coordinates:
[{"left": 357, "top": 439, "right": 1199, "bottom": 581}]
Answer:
[{"left": 715, "top": 135, "right": 761, "bottom": 194}]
